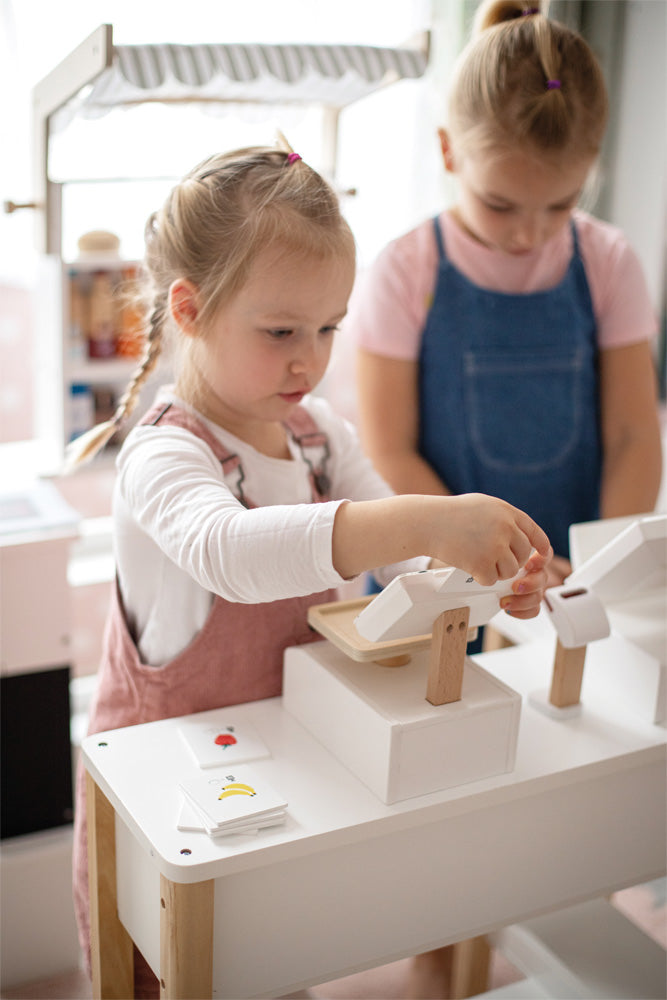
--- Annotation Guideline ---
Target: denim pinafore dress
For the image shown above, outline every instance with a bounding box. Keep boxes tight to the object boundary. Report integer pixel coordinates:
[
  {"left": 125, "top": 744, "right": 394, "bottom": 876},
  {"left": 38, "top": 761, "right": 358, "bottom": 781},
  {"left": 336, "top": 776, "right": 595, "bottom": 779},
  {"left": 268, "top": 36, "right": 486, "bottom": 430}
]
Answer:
[{"left": 418, "top": 218, "right": 601, "bottom": 559}]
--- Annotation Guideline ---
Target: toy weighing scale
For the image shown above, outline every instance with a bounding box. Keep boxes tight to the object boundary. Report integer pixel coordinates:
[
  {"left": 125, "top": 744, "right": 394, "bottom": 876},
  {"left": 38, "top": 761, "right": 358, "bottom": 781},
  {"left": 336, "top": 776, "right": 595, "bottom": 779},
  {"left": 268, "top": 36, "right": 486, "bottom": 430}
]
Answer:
[
  {"left": 284, "top": 564, "right": 613, "bottom": 804},
  {"left": 286, "top": 568, "right": 517, "bottom": 805}
]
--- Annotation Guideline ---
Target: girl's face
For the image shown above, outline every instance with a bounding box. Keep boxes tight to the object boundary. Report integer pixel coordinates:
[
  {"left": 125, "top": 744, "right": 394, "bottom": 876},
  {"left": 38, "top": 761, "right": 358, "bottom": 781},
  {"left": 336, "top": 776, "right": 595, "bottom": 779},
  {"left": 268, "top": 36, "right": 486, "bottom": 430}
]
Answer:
[
  {"left": 439, "top": 130, "right": 594, "bottom": 255},
  {"left": 175, "top": 245, "right": 354, "bottom": 443}
]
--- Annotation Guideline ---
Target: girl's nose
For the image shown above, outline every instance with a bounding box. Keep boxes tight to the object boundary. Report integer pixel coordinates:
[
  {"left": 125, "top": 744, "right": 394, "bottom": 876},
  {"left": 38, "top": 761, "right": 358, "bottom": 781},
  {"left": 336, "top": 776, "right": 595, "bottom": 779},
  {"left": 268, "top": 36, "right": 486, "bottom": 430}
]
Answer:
[
  {"left": 513, "top": 216, "right": 543, "bottom": 251},
  {"left": 289, "top": 338, "right": 320, "bottom": 375}
]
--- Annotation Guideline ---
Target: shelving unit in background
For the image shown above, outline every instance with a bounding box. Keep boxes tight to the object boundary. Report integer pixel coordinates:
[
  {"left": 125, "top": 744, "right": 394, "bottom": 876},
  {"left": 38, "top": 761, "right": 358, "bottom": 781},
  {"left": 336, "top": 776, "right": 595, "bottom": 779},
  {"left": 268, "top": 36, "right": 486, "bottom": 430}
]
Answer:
[
  {"left": 22, "top": 24, "right": 428, "bottom": 470},
  {"left": 34, "top": 252, "right": 165, "bottom": 471}
]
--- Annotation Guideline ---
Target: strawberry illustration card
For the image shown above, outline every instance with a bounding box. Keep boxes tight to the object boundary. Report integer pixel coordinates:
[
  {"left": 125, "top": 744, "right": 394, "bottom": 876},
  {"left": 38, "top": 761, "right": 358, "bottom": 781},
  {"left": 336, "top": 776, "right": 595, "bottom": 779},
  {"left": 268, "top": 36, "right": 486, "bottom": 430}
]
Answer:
[
  {"left": 178, "top": 717, "right": 270, "bottom": 769},
  {"left": 178, "top": 766, "right": 287, "bottom": 835}
]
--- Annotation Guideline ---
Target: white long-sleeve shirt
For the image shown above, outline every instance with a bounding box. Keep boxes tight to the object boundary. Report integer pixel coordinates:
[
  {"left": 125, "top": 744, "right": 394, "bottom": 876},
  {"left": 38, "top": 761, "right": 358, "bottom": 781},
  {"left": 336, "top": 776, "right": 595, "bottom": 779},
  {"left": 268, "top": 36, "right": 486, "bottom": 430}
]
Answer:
[{"left": 114, "top": 389, "right": 426, "bottom": 665}]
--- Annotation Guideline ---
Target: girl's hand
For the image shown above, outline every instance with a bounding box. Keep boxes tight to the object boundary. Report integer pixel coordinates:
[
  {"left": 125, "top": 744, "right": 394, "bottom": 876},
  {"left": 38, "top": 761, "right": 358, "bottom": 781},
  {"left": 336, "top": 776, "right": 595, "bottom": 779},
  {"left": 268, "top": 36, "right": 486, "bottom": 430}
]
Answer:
[
  {"left": 545, "top": 554, "right": 572, "bottom": 589},
  {"left": 427, "top": 493, "right": 551, "bottom": 587},
  {"left": 499, "top": 548, "right": 552, "bottom": 619}
]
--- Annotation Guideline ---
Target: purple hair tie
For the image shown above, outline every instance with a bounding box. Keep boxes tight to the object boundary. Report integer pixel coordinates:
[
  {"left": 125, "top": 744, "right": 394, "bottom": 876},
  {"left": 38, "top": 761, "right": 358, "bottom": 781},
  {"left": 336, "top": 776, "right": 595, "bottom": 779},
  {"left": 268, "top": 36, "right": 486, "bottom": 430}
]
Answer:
[
  {"left": 546, "top": 79, "right": 562, "bottom": 90},
  {"left": 521, "top": 7, "right": 539, "bottom": 14},
  {"left": 287, "top": 152, "right": 302, "bottom": 164}
]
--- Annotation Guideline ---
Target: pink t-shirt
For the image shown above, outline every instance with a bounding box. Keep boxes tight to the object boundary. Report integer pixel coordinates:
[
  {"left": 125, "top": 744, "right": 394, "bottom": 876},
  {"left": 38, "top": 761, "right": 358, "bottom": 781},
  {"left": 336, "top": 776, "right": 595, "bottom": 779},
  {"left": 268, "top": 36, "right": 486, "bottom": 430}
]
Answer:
[{"left": 351, "top": 209, "right": 657, "bottom": 359}]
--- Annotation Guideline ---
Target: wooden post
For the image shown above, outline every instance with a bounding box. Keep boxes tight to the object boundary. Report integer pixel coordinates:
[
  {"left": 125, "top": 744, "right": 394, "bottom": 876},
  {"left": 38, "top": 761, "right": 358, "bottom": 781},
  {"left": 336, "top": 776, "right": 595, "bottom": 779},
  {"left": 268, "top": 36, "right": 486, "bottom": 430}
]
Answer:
[
  {"left": 451, "top": 935, "right": 491, "bottom": 999},
  {"left": 86, "top": 772, "right": 134, "bottom": 1000},
  {"left": 550, "top": 639, "right": 587, "bottom": 708},
  {"left": 426, "top": 606, "right": 469, "bottom": 705},
  {"left": 160, "top": 874, "right": 215, "bottom": 999}
]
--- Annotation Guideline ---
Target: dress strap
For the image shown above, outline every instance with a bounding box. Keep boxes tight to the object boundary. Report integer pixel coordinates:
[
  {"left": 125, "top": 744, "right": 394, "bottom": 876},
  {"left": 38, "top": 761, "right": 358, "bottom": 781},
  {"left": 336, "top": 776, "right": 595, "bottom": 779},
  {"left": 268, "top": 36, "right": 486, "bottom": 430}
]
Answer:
[
  {"left": 283, "top": 406, "right": 331, "bottom": 500},
  {"left": 432, "top": 215, "right": 446, "bottom": 261},
  {"left": 139, "top": 402, "right": 251, "bottom": 507},
  {"left": 138, "top": 400, "right": 331, "bottom": 504}
]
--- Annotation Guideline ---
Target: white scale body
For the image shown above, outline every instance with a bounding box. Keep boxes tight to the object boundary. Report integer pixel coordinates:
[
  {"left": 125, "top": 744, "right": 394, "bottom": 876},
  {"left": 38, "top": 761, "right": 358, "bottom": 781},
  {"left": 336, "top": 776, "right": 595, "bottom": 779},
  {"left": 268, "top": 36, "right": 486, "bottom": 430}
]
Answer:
[{"left": 284, "top": 567, "right": 524, "bottom": 804}]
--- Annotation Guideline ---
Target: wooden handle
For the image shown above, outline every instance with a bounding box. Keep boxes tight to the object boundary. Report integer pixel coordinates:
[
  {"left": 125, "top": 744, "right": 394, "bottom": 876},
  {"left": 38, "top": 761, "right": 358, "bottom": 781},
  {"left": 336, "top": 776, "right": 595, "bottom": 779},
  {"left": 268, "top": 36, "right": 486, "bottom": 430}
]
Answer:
[
  {"left": 549, "top": 639, "right": 586, "bottom": 708},
  {"left": 426, "top": 606, "right": 469, "bottom": 705}
]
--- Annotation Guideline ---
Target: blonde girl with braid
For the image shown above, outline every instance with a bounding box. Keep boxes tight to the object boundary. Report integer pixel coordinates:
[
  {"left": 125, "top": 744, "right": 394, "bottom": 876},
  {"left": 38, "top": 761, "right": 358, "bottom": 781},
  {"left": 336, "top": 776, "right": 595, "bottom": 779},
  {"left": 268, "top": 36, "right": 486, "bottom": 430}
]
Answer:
[{"left": 70, "top": 141, "right": 551, "bottom": 997}]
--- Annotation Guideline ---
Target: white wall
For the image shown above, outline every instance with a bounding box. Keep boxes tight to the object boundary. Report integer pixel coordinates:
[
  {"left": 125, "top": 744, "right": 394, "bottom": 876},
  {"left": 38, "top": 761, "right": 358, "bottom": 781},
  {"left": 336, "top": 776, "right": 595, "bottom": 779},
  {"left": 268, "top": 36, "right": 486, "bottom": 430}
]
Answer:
[{"left": 606, "top": 0, "right": 666, "bottom": 317}]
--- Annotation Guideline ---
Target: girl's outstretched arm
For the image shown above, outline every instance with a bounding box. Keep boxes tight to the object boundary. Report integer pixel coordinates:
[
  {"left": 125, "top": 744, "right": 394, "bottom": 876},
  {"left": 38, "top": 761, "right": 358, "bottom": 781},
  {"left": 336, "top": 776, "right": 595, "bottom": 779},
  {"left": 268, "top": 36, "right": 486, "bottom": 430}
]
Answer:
[{"left": 332, "top": 492, "right": 551, "bottom": 588}]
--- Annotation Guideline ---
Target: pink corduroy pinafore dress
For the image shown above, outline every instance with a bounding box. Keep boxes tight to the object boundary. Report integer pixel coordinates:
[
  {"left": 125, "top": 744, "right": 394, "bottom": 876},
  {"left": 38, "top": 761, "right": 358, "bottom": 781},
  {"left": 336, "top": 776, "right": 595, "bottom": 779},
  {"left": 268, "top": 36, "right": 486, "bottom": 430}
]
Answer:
[{"left": 73, "top": 401, "right": 337, "bottom": 996}]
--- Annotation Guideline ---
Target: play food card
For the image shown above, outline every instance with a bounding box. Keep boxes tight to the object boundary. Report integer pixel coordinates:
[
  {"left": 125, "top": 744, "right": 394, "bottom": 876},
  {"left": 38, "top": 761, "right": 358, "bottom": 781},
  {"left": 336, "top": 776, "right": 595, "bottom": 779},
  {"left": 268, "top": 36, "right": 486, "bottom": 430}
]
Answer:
[
  {"left": 176, "top": 799, "right": 284, "bottom": 838},
  {"left": 178, "top": 766, "right": 287, "bottom": 836},
  {"left": 178, "top": 717, "right": 270, "bottom": 768}
]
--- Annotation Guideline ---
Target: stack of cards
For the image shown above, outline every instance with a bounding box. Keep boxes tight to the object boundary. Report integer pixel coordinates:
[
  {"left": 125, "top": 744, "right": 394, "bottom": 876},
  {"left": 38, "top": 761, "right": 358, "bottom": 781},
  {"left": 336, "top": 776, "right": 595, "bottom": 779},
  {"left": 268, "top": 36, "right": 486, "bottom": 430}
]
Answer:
[
  {"left": 178, "top": 717, "right": 271, "bottom": 769},
  {"left": 178, "top": 766, "right": 288, "bottom": 838}
]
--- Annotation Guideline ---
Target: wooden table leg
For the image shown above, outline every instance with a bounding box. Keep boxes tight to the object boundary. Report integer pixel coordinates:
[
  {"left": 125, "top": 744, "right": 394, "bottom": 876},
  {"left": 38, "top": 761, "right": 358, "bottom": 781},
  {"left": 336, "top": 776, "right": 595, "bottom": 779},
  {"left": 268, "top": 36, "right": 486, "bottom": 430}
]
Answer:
[
  {"left": 451, "top": 935, "right": 491, "bottom": 999},
  {"left": 159, "top": 874, "right": 214, "bottom": 999},
  {"left": 550, "top": 640, "right": 587, "bottom": 708},
  {"left": 86, "top": 772, "right": 134, "bottom": 999},
  {"left": 426, "top": 606, "right": 470, "bottom": 706}
]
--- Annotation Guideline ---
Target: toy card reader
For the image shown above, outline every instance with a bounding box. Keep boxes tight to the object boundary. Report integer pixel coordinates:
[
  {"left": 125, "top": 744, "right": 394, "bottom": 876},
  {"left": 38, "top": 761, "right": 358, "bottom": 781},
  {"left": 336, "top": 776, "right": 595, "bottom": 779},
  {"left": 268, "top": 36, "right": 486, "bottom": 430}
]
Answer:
[{"left": 354, "top": 566, "right": 521, "bottom": 643}]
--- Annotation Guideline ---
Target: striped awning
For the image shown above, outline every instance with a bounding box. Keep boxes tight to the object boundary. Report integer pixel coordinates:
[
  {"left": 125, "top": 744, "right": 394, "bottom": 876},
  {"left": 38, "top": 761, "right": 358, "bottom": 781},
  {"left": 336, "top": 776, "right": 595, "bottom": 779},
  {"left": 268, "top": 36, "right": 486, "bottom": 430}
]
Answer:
[{"left": 51, "top": 41, "right": 428, "bottom": 132}]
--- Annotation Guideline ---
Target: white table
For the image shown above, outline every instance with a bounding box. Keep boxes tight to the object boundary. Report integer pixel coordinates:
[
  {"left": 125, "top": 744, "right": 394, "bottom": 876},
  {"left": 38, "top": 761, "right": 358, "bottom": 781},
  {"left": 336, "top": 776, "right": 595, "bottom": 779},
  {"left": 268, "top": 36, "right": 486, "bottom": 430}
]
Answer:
[{"left": 83, "top": 637, "right": 667, "bottom": 999}]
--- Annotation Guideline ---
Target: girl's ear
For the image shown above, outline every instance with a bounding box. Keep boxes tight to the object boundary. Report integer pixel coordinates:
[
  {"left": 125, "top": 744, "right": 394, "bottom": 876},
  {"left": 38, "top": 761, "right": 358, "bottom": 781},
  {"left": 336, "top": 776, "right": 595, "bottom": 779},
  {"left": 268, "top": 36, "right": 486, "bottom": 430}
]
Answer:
[
  {"left": 438, "top": 128, "right": 456, "bottom": 173},
  {"left": 169, "top": 279, "right": 201, "bottom": 336}
]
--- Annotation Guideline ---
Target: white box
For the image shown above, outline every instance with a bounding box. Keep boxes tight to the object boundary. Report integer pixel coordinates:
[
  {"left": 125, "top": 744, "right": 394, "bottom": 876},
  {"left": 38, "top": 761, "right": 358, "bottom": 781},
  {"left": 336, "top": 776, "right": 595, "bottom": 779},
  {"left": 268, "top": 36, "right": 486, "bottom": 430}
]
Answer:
[
  {"left": 0, "top": 827, "right": 81, "bottom": 989},
  {"left": 283, "top": 640, "right": 521, "bottom": 804},
  {"left": 0, "top": 481, "right": 79, "bottom": 675}
]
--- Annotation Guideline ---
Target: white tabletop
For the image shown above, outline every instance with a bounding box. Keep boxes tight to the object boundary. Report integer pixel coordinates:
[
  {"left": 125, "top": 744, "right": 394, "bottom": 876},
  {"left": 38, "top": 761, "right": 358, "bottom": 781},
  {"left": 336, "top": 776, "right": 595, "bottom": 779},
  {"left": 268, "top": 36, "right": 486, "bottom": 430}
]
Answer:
[{"left": 82, "top": 636, "right": 667, "bottom": 885}]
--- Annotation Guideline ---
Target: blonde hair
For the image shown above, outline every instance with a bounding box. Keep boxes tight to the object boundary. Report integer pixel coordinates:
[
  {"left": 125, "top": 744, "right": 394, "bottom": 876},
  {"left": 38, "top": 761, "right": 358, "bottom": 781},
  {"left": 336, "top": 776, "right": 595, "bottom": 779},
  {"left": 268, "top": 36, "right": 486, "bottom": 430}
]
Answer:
[
  {"left": 65, "top": 140, "right": 355, "bottom": 469},
  {"left": 448, "top": 0, "right": 608, "bottom": 160}
]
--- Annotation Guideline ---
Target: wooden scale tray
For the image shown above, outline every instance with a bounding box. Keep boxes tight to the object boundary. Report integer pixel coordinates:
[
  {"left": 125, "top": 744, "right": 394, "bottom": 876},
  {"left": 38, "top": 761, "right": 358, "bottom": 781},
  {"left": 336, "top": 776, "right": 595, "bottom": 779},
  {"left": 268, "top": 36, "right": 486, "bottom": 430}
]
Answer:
[{"left": 308, "top": 596, "right": 477, "bottom": 670}]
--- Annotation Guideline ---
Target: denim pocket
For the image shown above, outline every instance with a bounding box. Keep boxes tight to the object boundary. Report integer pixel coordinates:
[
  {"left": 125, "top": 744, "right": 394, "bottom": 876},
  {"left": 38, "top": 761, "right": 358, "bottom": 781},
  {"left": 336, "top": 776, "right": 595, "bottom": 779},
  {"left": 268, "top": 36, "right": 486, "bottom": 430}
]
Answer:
[{"left": 463, "top": 348, "right": 586, "bottom": 474}]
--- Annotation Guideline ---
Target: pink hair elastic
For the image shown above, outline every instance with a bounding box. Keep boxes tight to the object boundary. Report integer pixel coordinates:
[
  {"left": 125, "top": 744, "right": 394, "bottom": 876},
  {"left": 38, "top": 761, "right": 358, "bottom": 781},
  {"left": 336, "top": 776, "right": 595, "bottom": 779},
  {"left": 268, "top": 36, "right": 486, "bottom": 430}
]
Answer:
[
  {"left": 522, "top": 7, "right": 539, "bottom": 14},
  {"left": 546, "top": 79, "right": 562, "bottom": 90},
  {"left": 287, "top": 152, "right": 302, "bottom": 164}
]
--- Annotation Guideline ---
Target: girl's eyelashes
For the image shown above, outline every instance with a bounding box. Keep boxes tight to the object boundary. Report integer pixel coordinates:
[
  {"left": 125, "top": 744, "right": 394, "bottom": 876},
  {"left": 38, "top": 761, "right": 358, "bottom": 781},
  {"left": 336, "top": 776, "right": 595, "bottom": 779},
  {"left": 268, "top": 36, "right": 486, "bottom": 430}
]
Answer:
[
  {"left": 266, "top": 328, "right": 294, "bottom": 339},
  {"left": 265, "top": 325, "right": 339, "bottom": 339}
]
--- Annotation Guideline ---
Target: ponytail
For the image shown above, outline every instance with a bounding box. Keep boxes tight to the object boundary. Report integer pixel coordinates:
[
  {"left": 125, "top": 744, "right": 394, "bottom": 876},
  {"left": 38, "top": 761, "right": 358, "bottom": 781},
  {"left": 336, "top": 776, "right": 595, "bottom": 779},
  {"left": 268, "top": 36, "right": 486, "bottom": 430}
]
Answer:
[{"left": 450, "top": 0, "right": 607, "bottom": 159}]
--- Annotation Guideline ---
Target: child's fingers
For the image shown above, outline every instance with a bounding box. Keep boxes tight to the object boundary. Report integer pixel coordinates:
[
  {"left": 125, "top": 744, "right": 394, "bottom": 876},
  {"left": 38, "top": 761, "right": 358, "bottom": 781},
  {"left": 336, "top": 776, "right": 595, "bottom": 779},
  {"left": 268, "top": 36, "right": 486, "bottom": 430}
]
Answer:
[
  {"left": 511, "top": 569, "right": 547, "bottom": 597},
  {"left": 517, "top": 512, "right": 551, "bottom": 558},
  {"left": 501, "top": 596, "right": 543, "bottom": 619},
  {"left": 501, "top": 554, "right": 550, "bottom": 617},
  {"left": 522, "top": 546, "right": 554, "bottom": 575}
]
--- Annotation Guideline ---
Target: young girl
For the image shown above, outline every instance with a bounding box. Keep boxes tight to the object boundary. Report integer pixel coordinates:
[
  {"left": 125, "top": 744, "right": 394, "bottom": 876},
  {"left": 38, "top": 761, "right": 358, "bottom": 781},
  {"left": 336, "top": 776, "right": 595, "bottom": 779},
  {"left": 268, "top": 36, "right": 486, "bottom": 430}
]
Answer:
[
  {"left": 68, "top": 143, "right": 550, "bottom": 997},
  {"left": 352, "top": 0, "right": 662, "bottom": 595},
  {"left": 350, "top": 2, "right": 662, "bottom": 994}
]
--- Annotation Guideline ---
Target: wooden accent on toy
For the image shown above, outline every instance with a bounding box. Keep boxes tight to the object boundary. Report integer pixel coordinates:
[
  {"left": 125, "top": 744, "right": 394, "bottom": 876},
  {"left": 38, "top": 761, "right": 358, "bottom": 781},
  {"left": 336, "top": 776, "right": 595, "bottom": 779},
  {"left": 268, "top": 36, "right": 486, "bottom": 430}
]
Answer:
[
  {"left": 308, "top": 598, "right": 474, "bottom": 704},
  {"left": 160, "top": 874, "right": 214, "bottom": 999},
  {"left": 549, "top": 640, "right": 587, "bottom": 708},
  {"left": 451, "top": 935, "right": 491, "bottom": 998},
  {"left": 426, "top": 606, "right": 470, "bottom": 706},
  {"left": 374, "top": 653, "right": 412, "bottom": 667},
  {"left": 86, "top": 771, "right": 134, "bottom": 999},
  {"left": 308, "top": 597, "right": 433, "bottom": 662}
]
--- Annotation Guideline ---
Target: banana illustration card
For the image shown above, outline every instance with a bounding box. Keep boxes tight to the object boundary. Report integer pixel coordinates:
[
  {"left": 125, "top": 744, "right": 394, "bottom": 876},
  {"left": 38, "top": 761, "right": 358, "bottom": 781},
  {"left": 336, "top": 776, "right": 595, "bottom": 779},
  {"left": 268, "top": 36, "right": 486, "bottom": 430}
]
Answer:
[
  {"left": 178, "top": 718, "right": 270, "bottom": 769},
  {"left": 179, "top": 766, "right": 287, "bottom": 834},
  {"left": 176, "top": 799, "right": 284, "bottom": 837}
]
